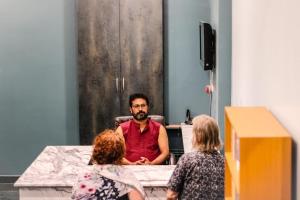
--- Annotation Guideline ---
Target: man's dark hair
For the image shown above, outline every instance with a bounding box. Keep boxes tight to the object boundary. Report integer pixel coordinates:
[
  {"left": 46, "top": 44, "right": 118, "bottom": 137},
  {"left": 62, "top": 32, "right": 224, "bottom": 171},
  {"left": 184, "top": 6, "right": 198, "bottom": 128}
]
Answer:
[{"left": 129, "top": 93, "right": 149, "bottom": 107}]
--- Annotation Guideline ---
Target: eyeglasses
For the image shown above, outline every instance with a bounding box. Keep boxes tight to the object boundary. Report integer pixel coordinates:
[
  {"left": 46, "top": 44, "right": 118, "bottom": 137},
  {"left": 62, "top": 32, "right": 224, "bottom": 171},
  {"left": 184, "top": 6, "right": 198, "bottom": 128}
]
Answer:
[{"left": 132, "top": 104, "right": 147, "bottom": 109}]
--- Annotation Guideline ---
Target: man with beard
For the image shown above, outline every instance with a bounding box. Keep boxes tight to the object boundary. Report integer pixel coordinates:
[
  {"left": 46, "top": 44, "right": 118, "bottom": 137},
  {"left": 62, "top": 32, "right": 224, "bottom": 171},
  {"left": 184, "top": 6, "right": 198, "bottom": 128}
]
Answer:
[{"left": 116, "top": 93, "right": 169, "bottom": 165}]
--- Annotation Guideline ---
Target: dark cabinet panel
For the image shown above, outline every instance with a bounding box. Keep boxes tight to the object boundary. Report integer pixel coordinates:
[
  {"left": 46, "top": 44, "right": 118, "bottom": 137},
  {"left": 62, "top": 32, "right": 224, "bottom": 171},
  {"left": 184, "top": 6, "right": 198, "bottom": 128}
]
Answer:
[
  {"left": 77, "top": 0, "right": 163, "bottom": 144},
  {"left": 119, "top": 0, "right": 163, "bottom": 115},
  {"left": 78, "top": 0, "right": 120, "bottom": 144}
]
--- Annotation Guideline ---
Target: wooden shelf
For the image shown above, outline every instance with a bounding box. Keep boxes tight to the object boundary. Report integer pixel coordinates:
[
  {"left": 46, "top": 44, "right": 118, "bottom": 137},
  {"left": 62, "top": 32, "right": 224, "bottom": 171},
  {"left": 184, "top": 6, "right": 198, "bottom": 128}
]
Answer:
[
  {"left": 225, "top": 107, "right": 291, "bottom": 200},
  {"left": 225, "top": 107, "right": 290, "bottom": 138},
  {"left": 225, "top": 153, "right": 239, "bottom": 187}
]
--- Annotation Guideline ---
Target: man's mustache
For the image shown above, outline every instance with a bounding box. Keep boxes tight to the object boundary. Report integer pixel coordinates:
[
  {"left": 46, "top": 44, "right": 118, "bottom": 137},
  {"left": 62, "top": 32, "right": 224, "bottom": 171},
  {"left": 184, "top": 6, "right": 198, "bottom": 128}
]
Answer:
[{"left": 133, "top": 111, "right": 148, "bottom": 121}]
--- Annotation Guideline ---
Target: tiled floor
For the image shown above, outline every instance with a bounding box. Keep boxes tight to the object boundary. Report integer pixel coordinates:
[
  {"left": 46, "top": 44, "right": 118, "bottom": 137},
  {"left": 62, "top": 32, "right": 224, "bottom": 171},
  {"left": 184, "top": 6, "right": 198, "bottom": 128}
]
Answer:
[
  {"left": 0, "top": 183, "right": 18, "bottom": 200},
  {"left": 0, "top": 177, "right": 19, "bottom": 200},
  {"left": 0, "top": 192, "right": 19, "bottom": 200}
]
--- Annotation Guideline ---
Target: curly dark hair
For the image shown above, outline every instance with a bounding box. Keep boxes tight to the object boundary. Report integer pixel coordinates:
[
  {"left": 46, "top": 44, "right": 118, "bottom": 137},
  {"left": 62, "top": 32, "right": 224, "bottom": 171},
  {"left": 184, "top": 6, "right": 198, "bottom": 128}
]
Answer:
[
  {"left": 91, "top": 129, "right": 125, "bottom": 164},
  {"left": 129, "top": 93, "right": 149, "bottom": 107}
]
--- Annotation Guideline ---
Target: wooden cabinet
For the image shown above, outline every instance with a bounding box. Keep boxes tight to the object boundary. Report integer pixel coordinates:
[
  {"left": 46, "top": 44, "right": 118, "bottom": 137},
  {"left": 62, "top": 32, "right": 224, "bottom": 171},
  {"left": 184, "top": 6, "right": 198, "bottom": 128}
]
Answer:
[
  {"left": 77, "top": 0, "right": 163, "bottom": 144},
  {"left": 225, "top": 107, "right": 291, "bottom": 200}
]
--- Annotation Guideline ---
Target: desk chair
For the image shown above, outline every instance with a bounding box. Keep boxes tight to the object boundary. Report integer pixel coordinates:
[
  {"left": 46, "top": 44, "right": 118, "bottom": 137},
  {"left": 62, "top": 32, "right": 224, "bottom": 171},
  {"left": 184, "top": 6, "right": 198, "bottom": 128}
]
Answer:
[{"left": 114, "top": 115, "right": 165, "bottom": 128}]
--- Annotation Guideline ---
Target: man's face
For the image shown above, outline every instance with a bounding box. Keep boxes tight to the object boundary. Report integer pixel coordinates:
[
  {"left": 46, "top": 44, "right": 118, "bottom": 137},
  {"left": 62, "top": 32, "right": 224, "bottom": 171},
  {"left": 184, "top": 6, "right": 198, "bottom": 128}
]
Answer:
[{"left": 130, "top": 98, "right": 149, "bottom": 121}]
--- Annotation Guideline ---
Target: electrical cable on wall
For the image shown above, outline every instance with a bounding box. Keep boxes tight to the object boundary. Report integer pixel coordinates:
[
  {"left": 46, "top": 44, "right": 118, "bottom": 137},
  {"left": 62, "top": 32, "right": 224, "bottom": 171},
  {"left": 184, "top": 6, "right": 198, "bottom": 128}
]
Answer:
[
  {"left": 209, "top": 91, "right": 212, "bottom": 116},
  {"left": 204, "top": 83, "right": 213, "bottom": 116},
  {"left": 209, "top": 70, "right": 214, "bottom": 117},
  {"left": 204, "top": 71, "right": 214, "bottom": 117}
]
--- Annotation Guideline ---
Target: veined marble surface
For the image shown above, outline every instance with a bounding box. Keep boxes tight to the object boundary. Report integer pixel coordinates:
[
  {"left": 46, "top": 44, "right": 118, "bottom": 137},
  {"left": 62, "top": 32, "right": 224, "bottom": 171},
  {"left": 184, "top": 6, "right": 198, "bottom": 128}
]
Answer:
[{"left": 14, "top": 146, "right": 175, "bottom": 188}]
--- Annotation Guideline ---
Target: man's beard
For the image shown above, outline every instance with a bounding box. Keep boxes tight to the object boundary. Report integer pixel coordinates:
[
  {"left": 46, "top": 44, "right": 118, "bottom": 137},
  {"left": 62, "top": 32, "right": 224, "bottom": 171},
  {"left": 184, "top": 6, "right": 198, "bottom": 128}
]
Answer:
[{"left": 132, "top": 111, "right": 148, "bottom": 121}]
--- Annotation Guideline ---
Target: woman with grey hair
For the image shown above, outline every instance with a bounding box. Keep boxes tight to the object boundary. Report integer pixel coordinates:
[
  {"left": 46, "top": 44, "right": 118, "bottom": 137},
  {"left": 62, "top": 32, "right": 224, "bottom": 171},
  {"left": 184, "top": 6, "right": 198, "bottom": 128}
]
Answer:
[{"left": 167, "top": 115, "right": 224, "bottom": 200}]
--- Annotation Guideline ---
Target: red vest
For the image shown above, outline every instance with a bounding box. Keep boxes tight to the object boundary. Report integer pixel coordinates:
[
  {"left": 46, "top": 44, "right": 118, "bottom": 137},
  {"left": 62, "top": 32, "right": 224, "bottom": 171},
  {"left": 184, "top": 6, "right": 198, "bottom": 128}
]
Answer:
[{"left": 120, "top": 119, "right": 161, "bottom": 162}]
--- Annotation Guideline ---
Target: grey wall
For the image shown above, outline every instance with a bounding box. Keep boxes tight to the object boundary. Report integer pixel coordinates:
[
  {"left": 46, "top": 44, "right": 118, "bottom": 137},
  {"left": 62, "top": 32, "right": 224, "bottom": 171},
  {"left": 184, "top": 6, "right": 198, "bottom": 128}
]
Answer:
[
  {"left": 0, "top": 0, "right": 79, "bottom": 175},
  {"left": 210, "top": 0, "right": 232, "bottom": 139},
  {"left": 164, "top": 0, "right": 232, "bottom": 143},
  {"left": 0, "top": 0, "right": 231, "bottom": 175},
  {"left": 164, "top": 0, "right": 211, "bottom": 124},
  {"left": 64, "top": 0, "right": 79, "bottom": 145}
]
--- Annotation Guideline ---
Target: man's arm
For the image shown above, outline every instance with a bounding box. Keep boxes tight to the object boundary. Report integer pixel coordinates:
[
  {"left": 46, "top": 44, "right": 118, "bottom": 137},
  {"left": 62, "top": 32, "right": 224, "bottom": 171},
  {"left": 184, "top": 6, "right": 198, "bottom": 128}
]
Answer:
[{"left": 148, "top": 125, "right": 169, "bottom": 165}]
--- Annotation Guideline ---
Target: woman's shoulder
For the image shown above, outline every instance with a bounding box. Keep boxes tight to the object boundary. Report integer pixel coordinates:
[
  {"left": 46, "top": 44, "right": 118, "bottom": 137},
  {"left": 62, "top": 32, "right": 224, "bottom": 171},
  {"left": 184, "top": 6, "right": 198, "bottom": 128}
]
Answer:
[
  {"left": 178, "top": 151, "right": 200, "bottom": 163},
  {"left": 181, "top": 151, "right": 205, "bottom": 158},
  {"left": 180, "top": 150, "right": 223, "bottom": 161}
]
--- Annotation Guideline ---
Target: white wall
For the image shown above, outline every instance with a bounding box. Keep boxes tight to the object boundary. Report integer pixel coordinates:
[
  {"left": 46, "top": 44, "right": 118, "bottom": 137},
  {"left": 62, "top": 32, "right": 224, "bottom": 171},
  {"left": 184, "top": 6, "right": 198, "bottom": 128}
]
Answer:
[{"left": 232, "top": 0, "right": 300, "bottom": 199}]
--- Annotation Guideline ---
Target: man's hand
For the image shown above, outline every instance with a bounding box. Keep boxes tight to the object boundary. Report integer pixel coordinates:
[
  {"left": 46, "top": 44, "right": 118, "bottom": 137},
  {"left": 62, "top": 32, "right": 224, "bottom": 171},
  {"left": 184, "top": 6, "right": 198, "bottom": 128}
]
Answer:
[
  {"left": 140, "top": 157, "right": 151, "bottom": 165},
  {"left": 134, "top": 160, "right": 144, "bottom": 165},
  {"left": 122, "top": 157, "right": 152, "bottom": 165},
  {"left": 133, "top": 157, "right": 152, "bottom": 165}
]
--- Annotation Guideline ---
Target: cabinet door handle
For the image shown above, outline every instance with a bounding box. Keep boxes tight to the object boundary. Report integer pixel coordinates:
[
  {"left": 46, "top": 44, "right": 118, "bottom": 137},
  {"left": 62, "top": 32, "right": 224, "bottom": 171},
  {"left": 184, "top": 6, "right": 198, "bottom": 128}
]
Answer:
[
  {"left": 122, "top": 77, "right": 125, "bottom": 92},
  {"left": 115, "top": 77, "right": 119, "bottom": 92}
]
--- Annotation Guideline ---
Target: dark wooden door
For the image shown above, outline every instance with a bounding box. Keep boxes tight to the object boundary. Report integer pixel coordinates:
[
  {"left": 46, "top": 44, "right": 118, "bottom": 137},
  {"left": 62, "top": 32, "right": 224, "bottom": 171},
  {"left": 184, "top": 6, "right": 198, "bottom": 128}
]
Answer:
[
  {"left": 77, "top": 0, "right": 121, "bottom": 144},
  {"left": 77, "top": 0, "right": 163, "bottom": 144},
  {"left": 119, "top": 0, "right": 163, "bottom": 116}
]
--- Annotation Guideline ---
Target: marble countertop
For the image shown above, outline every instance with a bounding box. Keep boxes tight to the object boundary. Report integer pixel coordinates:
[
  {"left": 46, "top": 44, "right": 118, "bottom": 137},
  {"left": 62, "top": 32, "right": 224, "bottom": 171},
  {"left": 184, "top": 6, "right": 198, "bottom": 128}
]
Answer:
[{"left": 14, "top": 146, "right": 175, "bottom": 188}]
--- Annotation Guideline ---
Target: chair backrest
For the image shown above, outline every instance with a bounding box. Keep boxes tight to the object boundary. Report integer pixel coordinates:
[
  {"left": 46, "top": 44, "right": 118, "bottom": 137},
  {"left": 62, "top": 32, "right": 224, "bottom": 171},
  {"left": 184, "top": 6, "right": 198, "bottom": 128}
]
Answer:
[{"left": 114, "top": 115, "right": 165, "bottom": 128}]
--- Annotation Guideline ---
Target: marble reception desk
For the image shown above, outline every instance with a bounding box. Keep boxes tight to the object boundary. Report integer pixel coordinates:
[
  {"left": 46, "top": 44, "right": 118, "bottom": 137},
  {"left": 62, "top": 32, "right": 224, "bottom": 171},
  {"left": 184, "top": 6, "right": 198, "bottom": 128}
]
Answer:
[{"left": 14, "top": 146, "right": 176, "bottom": 200}]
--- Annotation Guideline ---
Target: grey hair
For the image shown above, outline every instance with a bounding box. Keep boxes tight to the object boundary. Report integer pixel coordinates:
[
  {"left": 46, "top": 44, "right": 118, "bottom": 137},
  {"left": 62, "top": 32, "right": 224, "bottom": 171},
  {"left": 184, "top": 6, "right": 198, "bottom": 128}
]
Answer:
[{"left": 192, "top": 115, "right": 222, "bottom": 152}]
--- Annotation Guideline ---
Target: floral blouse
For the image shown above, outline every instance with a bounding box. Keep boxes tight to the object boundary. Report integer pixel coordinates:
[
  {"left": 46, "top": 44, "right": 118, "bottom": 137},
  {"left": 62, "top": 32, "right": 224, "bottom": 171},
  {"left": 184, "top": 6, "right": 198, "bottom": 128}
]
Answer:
[
  {"left": 168, "top": 151, "right": 224, "bottom": 200},
  {"left": 71, "top": 165, "right": 144, "bottom": 200}
]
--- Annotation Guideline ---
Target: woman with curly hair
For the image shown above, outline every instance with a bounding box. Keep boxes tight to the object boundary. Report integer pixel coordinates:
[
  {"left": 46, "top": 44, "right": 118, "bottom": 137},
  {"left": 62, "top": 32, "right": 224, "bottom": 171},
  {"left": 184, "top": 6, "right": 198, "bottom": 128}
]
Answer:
[{"left": 72, "top": 129, "right": 144, "bottom": 200}]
